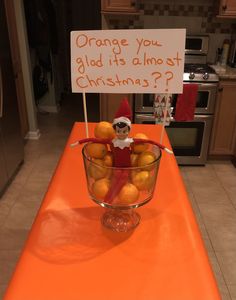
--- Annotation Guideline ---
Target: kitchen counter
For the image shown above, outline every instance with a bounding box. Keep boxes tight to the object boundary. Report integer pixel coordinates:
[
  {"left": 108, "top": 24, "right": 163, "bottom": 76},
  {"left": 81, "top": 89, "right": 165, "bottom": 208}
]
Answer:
[
  {"left": 3, "top": 122, "right": 221, "bottom": 300},
  {"left": 211, "top": 64, "right": 236, "bottom": 80}
]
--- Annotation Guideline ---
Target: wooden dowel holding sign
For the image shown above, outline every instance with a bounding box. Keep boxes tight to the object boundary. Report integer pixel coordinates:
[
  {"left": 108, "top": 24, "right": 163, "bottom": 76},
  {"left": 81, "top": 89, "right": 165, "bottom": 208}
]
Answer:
[
  {"left": 160, "top": 94, "right": 170, "bottom": 144},
  {"left": 82, "top": 91, "right": 89, "bottom": 138}
]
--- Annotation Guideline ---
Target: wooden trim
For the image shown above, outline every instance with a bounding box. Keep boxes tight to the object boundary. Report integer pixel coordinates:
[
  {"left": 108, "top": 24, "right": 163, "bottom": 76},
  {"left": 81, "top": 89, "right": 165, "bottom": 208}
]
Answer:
[
  {"left": 208, "top": 154, "right": 233, "bottom": 160},
  {"left": 102, "top": 11, "right": 141, "bottom": 15},
  {"left": 216, "top": 14, "right": 236, "bottom": 18},
  {"left": 101, "top": 0, "right": 139, "bottom": 13}
]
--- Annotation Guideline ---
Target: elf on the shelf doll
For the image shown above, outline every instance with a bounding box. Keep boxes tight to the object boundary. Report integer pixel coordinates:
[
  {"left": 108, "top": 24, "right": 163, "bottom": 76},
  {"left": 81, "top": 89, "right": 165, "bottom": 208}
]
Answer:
[{"left": 72, "top": 98, "right": 172, "bottom": 203}]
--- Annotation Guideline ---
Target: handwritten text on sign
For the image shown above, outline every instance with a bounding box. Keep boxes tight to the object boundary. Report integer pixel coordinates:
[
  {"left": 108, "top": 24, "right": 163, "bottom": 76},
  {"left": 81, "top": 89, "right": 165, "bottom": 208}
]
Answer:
[{"left": 71, "top": 29, "right": 186, "bottom": 93}]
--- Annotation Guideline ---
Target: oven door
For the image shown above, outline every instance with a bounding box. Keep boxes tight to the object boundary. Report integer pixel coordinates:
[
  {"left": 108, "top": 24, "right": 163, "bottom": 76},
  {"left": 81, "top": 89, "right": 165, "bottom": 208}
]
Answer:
[
  {"left": 183, "top": 82, "right": 217, "bottom": 114},
  {"left": 134, "top": 114, "right": 213, "bottom": 165},
  {"left": 134, "top": 82, "right": 217, "bottom": 114}
]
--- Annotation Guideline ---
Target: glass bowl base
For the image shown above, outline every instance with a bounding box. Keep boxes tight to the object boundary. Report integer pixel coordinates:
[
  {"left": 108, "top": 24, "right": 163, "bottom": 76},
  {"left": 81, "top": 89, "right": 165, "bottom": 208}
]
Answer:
[{"left": 101, "top": 208, "right": 140, "bottom": 232}]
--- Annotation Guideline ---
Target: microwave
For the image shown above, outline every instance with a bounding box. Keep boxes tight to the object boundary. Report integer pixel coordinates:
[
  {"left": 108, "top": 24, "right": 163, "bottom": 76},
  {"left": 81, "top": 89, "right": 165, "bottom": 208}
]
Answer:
[{"left": 185, "top": 35, "right": 209, "bottom": 55}]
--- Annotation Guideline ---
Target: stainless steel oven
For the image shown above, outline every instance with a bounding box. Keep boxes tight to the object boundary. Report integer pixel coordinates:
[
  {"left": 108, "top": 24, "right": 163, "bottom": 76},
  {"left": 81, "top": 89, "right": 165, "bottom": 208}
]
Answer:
[
  {"left": 134, "top": 35, "right": 219, "bottom": 165},
  {"left": 135, "top": 113, "right": 213, "bottom": 165}
]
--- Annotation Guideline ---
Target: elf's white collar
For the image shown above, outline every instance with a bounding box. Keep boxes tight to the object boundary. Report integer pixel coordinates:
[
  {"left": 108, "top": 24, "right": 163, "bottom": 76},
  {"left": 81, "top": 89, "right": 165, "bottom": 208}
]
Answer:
[{"left": 112, "top": 137, "right": 134, "bottom": 149}]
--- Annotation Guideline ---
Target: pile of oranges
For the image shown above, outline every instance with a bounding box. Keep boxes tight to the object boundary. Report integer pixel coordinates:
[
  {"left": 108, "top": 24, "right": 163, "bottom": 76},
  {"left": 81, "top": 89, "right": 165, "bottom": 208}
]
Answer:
[{"left": 84, "top": 121, "right": 159, "bottom": 205}]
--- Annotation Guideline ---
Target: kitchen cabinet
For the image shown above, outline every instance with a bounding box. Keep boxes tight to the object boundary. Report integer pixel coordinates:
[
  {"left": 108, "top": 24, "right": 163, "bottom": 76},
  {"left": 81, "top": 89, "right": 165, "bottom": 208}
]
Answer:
[
  {"left": 209, "top": 80, "right": 236, "bottom": 156},
  {"left": 101, "top": 0, "right": 139, "bottom": 14},
  {"left": 217, "top": 0, "right": 236, "bottom": 17},
  {"left": 100, "top": 93, "right": 133, "bottom": 122}
]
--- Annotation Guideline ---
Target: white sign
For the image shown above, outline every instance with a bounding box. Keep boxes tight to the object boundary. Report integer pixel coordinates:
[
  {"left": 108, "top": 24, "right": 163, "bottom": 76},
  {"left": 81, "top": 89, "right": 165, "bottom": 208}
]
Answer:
[{"left": 71, "top": 29, "right": 186, "bottom": 94}]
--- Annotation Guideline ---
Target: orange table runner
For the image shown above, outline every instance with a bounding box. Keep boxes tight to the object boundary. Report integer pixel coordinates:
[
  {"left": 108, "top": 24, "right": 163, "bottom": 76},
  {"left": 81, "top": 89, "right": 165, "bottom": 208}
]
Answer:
[{"left": 4, "top": 122, "right": 221, "bottom": 300}]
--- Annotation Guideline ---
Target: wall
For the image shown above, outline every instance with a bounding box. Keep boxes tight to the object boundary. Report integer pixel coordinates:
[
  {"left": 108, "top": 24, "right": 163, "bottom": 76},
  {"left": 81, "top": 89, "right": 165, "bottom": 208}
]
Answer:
[
  {"left": 13, "top": 0, "right": 40, "bottom": 139},
  {"left": 102, "top": 0, "right": 236, "bottom": 64}
]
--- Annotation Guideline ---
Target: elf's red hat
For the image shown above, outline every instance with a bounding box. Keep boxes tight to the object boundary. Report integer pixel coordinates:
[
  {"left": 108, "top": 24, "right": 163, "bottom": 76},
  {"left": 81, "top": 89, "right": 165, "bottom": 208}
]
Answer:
[{"left": 113, "top": 98, "right": 132, "bottom": 127}]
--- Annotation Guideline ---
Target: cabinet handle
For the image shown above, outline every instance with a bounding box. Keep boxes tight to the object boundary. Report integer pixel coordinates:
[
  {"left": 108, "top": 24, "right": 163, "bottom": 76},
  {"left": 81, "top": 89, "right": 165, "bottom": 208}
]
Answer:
[
  {"left": 222, "top": 5, "right": 227, "bottom": 10},
  {"left": 218, "top": 87, "right": 223, "bottom": 92},
  {"left": 0, "top": 66, "right": 3, "bottom": 118},
  {"left": 131, "top": 1, "right": 136, "bottom": 7}
]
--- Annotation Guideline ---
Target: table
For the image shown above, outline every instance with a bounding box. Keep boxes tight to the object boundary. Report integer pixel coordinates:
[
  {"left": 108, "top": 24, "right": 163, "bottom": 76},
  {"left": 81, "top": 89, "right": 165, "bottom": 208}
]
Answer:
[{"left": 4, "top": 122, "right": 221, "bottom": 300}]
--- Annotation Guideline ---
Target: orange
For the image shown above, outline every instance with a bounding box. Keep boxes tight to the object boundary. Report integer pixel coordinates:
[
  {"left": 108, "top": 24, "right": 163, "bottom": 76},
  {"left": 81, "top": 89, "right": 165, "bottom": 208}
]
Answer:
[
  {"left": 86, "top": 143, "right": 107, "bottom": 159},
  {"left": 132, "top": 133, "right": 149, "bottom": 154},
  {"left": 130, "top": 153, "right": 139, "bottom": 167},
  {"left": 103, "top": 152, "right": 113, "bottom": 179},
  {"left": 118, "top": 183, "right": 139, "bottom": 204},
  {"left": 137, "top": 151, "right": 156, "bottom": 171},
  {"left": 94, "top": 121, "right": 115, "bottom": 139},
  {"left": 88, "top": 159, "right": 107, "bottom": 180},
  {"left": 131, "top": 170, "right": 152, "bottom": 191},
  {"left": 103, "top": 152, "right": 113, "bottom": 167},
  {"left": 92, "top": 178, "right": 110, "bottom": 200}
]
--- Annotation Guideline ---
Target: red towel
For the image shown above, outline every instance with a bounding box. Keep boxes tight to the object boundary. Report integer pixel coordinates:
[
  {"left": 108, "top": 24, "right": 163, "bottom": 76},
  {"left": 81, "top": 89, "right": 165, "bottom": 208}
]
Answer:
[{"left": 174, "top": 84, "right": 198, "bottom": 121}]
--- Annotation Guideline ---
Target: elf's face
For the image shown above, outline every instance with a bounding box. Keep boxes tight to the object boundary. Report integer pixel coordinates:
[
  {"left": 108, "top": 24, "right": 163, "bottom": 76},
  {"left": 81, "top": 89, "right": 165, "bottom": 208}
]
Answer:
[{"left": 116, "top": 125, "right": 129, "bottom": 140}]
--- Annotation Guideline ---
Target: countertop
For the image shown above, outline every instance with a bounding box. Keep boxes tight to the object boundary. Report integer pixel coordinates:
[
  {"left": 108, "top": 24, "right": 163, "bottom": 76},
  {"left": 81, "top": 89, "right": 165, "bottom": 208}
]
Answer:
[
  {"left": 3, "top": 122, "right": 221, "bottom": 300},
  {"left": 211, "top": 64, "right": 236, "bottom": 80}
]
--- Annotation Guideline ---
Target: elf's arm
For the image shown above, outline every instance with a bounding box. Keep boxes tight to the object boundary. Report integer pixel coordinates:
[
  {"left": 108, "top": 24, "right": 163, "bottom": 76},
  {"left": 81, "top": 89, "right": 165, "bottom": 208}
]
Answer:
[
  {"left": 70, "top": 138, "right": 111, "bottom": 147},
  {"left": 133, "top": 138, "right": 173, "bottom": 154}
]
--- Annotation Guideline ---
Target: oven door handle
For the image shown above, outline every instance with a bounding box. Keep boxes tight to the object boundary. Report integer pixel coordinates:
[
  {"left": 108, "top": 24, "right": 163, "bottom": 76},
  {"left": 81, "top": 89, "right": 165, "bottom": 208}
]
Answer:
[
  {"left": 193, "top": 114, "right": 213, "bottom": 119},
  {"left": 183, "top": 82, "right": 218, "bottom": 90},
  {"left": 135, "top": 114, "right": 155, "bottom": 120},
  {"left": 196, "top": 82, "right": 219, "bottom": 89},
  {"left": 169, "top": 114, "right": 213, "bottom": 122}
]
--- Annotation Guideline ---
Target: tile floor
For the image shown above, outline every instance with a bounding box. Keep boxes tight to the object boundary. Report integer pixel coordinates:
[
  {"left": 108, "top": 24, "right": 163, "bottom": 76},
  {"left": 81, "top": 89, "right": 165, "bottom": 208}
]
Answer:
[{"left": 0, "top": 97, "right": 236, "bottom": 299}]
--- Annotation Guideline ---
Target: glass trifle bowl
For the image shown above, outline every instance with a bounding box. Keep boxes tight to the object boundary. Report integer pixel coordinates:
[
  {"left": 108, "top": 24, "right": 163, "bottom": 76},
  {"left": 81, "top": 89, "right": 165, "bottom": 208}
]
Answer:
[{"left": 82, "top": 143, "right": 162, "bottom": 232}]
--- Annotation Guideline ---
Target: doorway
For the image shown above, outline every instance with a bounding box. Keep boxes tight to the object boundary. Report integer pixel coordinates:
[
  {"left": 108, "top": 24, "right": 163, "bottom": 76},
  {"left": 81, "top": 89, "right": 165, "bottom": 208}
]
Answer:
[{"left": 23, "top": 0, "right": 101, "bottom": 123}]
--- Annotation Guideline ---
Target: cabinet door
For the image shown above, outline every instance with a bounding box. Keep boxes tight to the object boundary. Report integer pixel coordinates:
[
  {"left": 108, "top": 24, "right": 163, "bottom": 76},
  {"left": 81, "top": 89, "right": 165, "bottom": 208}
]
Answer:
[
  {"left": 102, "top": 0, "right": 137, "bottom": 12},
  {"left": 209, "top": 81, "right": 236, "bottom": 155},
  {"left": 219, "top": 0, "right": 236, "bottom": 16},
  {"left": 100, "top": 93, "right": 133, "bottom": 123}
]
